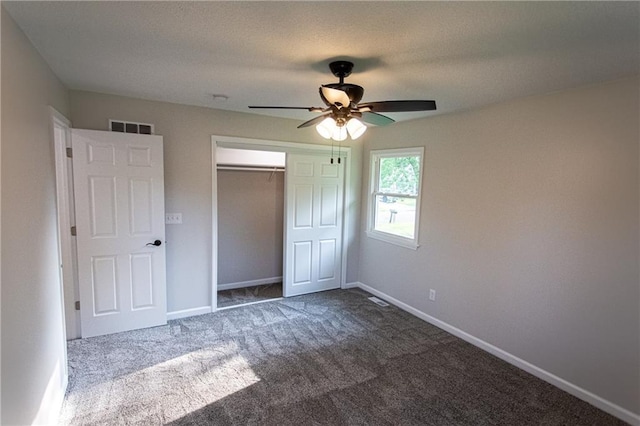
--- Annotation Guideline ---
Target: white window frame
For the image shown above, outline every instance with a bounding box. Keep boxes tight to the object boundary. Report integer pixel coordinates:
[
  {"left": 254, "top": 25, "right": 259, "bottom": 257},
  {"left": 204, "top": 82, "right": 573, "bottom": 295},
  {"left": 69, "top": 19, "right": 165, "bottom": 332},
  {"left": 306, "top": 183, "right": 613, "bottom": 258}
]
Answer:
[{"left": 367, "top": 147, "right": 424, "bottom": 250}]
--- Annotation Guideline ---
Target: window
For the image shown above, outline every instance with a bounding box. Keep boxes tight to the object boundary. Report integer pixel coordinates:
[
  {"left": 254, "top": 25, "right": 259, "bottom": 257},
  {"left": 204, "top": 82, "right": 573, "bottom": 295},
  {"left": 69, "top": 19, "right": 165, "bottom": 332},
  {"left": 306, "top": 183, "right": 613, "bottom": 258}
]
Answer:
[{"left": 367, "top": 147, "right": 424, "bottom": 249}]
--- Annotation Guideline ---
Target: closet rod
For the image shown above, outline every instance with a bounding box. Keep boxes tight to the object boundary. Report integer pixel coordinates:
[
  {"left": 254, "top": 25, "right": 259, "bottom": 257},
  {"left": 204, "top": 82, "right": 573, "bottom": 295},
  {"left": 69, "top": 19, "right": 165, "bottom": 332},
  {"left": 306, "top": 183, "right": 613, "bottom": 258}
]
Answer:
[{"left": 217, "top": 165, "right": 285, "bottom": 172}]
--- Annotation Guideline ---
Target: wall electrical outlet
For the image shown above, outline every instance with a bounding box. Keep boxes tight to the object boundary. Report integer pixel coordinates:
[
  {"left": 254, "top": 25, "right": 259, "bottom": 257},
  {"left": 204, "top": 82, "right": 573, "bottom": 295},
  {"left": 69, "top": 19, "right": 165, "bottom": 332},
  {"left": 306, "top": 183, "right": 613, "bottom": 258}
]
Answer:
[
  {"left": 165, "top": 213, "right": 182, "bottom": 224},
  {"left": 429, "top": 289, "right": 436, "bottom": 301}
]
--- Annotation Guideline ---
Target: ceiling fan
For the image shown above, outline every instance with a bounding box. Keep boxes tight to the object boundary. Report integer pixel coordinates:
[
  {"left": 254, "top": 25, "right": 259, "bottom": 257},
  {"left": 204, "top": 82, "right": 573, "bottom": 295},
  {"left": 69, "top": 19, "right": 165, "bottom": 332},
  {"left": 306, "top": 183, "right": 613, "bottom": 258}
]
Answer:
[{"left": 249, "top": 60, "right": 437, "bottom": 141}]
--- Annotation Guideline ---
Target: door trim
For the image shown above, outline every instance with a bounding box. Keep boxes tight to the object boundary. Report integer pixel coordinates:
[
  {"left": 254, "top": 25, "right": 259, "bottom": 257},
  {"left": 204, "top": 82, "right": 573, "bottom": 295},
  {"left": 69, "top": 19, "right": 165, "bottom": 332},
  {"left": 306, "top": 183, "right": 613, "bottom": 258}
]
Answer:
[
  {"left": 50, "top": 107, "right": 73, "bottom": 362},
  {"left": 211, "top": 135, "right": 352, "bottom": 311}
]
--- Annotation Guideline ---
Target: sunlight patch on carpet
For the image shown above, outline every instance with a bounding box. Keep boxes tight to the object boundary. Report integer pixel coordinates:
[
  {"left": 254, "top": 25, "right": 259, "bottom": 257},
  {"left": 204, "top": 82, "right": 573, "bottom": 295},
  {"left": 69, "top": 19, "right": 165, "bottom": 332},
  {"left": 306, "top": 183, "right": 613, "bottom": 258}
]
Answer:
[{"left": 61, "top": 341, "right": 260, "bottom": 423}]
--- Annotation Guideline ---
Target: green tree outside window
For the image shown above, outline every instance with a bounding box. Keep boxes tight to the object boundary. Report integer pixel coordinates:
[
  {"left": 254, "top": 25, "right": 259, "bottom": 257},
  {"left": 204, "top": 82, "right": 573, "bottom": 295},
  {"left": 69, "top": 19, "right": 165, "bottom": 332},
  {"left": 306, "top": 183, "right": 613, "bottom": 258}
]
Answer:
[{"left": 379, "top": 156, "right": 420, "bottom": 195}]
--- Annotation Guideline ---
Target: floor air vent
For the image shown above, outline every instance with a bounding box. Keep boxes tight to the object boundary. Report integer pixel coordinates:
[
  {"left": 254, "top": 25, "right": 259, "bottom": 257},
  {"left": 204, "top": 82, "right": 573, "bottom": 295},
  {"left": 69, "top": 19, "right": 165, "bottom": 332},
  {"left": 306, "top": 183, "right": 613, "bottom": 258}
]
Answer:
[{"left": 368, "top": 296, "right": 390, "bottom": 307}]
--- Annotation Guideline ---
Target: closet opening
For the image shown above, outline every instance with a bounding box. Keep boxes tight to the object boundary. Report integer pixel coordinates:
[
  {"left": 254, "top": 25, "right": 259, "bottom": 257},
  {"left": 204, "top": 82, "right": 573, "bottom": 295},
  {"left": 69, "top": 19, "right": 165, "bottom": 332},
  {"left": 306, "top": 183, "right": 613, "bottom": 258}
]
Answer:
[{"left": 215, "top": 147, "right": 286, "bottom": 309}]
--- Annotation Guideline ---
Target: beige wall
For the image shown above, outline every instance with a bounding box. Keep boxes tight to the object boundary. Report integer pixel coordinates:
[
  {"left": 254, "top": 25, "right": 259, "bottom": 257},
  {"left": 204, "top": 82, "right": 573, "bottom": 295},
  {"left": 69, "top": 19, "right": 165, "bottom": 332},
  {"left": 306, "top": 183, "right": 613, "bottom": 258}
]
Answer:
[
  {"left": 70, "top": 91, "right": 362, "bottom": 315},
  {"left": 4, "top": 4, "right": 636, "bottom": 420},
  {"left": 1, "top": 7, "right": 70, "bottom": 425},
  {"left": 217, "top": 170, "right": 284, "bottom": 285},
  {"left": 359, "top": 77, "right": 640, "bottom": 415}
]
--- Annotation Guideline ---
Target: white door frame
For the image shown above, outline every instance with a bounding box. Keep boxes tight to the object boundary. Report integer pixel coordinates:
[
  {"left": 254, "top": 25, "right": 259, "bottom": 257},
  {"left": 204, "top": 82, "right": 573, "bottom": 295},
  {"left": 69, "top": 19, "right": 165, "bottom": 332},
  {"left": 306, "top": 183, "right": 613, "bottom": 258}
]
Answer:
[
  {"left": 211, "top": 135, "right": 352, "bottom": 311},
  {"left": 50, "top": 106, "right": 74, "bottom": 358}
]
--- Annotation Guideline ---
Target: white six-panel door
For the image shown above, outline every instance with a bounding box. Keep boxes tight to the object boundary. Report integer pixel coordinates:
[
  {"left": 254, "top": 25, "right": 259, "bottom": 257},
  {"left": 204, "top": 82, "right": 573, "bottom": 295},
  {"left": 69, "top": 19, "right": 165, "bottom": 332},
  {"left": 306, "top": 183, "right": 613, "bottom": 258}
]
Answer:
[
  {"left": 72, "top": 129, "right": 166, "bottom": 338},
  {"left": 284, "top": 154, "right": 344, "bottom": 297}
]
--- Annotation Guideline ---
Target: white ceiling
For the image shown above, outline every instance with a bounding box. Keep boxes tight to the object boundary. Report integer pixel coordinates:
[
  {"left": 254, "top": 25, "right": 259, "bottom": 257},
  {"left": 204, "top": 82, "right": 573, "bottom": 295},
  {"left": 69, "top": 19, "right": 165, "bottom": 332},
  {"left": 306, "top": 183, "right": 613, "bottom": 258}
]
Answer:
[{"left": 4, "top": 1, "right": 639, "bottom": 123}]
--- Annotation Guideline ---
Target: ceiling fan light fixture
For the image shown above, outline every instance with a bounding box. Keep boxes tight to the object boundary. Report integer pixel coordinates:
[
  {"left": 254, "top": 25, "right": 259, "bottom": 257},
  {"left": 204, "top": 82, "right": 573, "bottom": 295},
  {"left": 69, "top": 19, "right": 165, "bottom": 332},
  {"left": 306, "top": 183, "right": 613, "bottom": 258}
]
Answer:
[
  {"left": 346, "top": 118, "right": 367, "bottom": 140},
  {"left": 316, "top": 117, "right": 336, "bottom": 139},
  {"left": 331, "top": 124, "right": 348, "bottom": 141}
]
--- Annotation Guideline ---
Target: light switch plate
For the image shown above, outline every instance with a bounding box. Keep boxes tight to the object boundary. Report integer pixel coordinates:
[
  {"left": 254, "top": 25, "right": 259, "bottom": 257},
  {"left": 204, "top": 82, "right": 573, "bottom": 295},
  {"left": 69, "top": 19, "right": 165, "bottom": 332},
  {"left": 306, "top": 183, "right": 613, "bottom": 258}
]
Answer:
[{"left": 165, "top": 213, "right": 182, "bottom": 224}]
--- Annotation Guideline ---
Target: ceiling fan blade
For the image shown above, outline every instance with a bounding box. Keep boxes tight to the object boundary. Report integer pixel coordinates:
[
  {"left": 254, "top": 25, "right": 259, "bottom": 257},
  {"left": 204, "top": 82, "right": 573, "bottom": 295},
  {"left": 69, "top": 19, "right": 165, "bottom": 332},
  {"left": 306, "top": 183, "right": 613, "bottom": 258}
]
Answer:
[
  {"left": 361, "top": 111, "right": 395, "bottom": 126},
  {"left": 358, "top": 100, "right": 436, "bottom": 113},
  {"left": 249, "top": 106, "right": 324, "bottom": 112},
  {"left": 297, "top": 113, "right": 332, "bottom": 129},
  {"left": 319, "top": 86, "right": 351, "bottom": 108}
]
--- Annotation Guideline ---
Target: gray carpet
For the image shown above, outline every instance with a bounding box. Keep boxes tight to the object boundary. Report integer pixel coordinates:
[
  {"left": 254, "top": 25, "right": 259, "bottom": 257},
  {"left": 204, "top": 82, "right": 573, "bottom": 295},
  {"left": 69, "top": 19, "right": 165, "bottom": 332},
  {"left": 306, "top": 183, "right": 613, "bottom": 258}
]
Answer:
[
  {"left": 217, "top": 282, "right": 282, "bottom": 308},
  {"left": 59, "top": 289, "right": 626, "bottom": 425}
]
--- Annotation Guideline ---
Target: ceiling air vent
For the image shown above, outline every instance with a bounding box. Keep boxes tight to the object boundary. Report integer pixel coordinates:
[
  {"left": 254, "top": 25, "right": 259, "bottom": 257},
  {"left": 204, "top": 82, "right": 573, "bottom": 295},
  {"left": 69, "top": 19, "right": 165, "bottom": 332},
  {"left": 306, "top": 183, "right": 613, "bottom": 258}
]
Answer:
[{"left": 109, "top": 119, "right": 154, "bottom": 135}]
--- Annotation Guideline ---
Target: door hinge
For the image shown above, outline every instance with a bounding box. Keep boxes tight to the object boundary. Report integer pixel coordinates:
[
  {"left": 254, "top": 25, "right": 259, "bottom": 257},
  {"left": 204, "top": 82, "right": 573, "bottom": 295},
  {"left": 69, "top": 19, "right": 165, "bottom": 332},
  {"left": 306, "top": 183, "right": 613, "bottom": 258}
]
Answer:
[
  {"left": 75, "top": 301, "right": 80, "bottom": 310},
  {"left": 66, "top": 147, "right": 73, "bottom": 158},
  {"left": 70, "top": 226, "right": 77, "bottom": 236}
]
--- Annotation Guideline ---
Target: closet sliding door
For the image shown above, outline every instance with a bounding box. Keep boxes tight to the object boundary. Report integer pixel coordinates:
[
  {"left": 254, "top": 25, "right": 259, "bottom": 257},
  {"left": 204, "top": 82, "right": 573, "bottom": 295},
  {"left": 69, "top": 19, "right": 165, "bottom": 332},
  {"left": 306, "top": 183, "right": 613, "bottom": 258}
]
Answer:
[{"left": 284, "top": 153, "right": 344, "bottom": 297}]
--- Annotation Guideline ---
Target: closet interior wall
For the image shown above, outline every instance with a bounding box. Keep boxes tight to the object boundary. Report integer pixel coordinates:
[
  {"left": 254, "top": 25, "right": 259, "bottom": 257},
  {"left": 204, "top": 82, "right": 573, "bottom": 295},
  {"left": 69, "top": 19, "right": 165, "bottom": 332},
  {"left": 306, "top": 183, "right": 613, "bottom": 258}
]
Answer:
[{"left": 216, "top": 166, "right": 285, "bottom": 289}]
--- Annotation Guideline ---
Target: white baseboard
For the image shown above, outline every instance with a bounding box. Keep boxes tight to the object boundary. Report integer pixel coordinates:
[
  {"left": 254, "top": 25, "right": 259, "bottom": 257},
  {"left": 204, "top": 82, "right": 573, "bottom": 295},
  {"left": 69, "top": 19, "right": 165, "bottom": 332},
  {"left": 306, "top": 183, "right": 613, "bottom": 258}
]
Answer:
[
  {"left": 166, "top": 306, "right": 212, "bottom": 321},
  {"left": 217, "top": 276, "right": 282, "bottom": 291},
  {"left": 32, "top": 360, "right": 67, "bottom": 425},
  {"left": 355, "top": 282, "right": 640, "bottom": 426},
  {"left": 342, "top": 281, "right": 359, "bottom": 289}
]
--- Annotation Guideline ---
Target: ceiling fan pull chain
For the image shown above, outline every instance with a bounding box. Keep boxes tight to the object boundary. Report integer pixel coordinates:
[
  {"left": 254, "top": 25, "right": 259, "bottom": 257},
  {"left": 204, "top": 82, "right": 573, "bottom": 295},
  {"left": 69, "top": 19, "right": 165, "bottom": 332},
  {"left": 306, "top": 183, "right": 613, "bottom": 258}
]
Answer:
[{"left": 330, "top": 139, "right": 334, "bottom": 164}]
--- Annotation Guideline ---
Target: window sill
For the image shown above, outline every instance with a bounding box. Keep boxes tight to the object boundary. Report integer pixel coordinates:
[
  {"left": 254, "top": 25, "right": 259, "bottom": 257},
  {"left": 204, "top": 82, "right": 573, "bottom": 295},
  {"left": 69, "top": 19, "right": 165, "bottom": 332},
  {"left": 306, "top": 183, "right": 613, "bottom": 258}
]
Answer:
[{"left": 366, "top": 230, "right": 419, "bottom": 250}]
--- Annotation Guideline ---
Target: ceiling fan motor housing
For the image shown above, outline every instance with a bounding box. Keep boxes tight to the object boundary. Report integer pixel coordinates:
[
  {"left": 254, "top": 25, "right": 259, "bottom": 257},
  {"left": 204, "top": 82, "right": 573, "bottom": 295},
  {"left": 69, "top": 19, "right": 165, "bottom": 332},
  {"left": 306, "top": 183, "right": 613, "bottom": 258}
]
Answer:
[
  {"left": 326, "top": 61, "right": 364, "bottom": 104},
  {"left": 324, "top": 83, "right": 364, "bottom": 105}
]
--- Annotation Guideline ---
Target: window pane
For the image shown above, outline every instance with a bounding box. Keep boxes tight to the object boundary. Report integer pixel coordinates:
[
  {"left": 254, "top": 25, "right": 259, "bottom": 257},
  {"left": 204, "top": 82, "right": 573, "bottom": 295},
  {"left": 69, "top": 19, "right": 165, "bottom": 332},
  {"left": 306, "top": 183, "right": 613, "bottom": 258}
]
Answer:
[
  {"left": 378, "top": 156, "right": 420, "bottom": 196},
  {"left": 374, "top": 195, "right": 416, "bottom": 239}
]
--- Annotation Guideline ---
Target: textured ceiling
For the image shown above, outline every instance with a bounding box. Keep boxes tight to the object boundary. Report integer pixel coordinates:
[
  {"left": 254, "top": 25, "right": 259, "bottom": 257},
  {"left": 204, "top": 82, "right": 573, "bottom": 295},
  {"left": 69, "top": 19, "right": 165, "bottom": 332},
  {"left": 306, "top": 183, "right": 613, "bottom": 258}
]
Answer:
[{"left": 4, "top": 1, "right": 639, "bottom": 123}]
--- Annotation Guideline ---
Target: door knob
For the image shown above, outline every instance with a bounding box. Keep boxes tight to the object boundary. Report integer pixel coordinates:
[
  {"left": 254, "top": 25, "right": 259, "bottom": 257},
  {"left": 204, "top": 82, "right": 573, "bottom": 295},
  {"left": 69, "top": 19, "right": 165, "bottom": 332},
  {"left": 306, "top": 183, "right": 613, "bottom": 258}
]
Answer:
[{"left": 146, "top": 240, "right": 162, "bottom": 247}]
